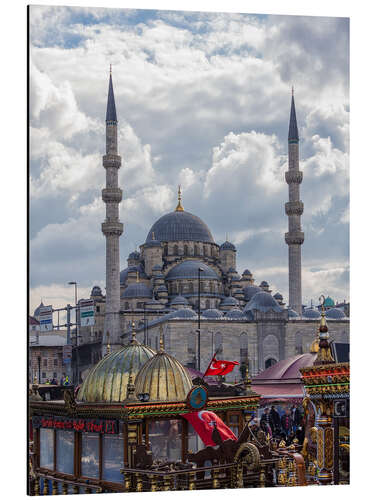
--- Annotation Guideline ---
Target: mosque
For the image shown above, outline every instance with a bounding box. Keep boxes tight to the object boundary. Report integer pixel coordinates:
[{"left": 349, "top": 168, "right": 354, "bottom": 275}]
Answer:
[{"left": 33, "top": 72, "right": 350, "bottom": 382}]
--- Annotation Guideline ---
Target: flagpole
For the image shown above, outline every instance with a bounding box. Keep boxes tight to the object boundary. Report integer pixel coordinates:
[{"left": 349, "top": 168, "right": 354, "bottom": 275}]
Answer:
[{"left": 202, "top": 350, "right": 219, "bottom": 378}]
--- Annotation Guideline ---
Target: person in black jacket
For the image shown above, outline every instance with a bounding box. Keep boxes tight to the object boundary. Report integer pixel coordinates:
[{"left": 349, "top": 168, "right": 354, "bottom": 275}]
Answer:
[
  {"left": 260, "top": 407, "right": 273, "bottom": 437},
  {"left": 291, "top": 404, "right": 301, "bottom": 432},
  {"left": 270, "top": 406, "right": 281, "bottom": 435}
]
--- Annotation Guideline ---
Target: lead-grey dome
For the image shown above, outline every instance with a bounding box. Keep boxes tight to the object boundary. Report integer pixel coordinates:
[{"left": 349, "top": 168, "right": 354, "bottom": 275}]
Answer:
[
  {"left": 226, "top": 308, "right": 246, "bottom": 319},
  {"left": 170, "top": 308, "right": 198, "bottom": 319},
  {"left": 220, "top": 296, "right": 238, "bottom": 306},
  {"left": 170, "top": 295, "right": 189, "bottom": 306},
  {"left": 91, "top": 286, "right": 103, "bottom": 297},
  {"left": 146, "top": 211, "right": 214, "bottom": 243},
  {"left": 120, "top": 264, "right": 147, "bottom": 285},
  {"left": 302, "top": 308, "right": 321, "bottom": 319},
  {"left": 166, "top": 260, "right": 219, "bottom": 281},
  {"left": 288, "top": 308, "right": 299, "bottom": 318},
  {"left": 325, "top": 307, "right": 346, "bottom": 319},
  {"left": 243, "top": 285, "right": 262, "bottom": 301},
  {"left": 128, "top": 251, "right": 140, "bottom": 260},
  {"left": 220, "top": 241, "right": 236, "bottom": 251},
  {"left": 202, "top": 308, "right": 224, "bottom": 318},
  {"left": 121, "top": 282, "right": 153, "bottom": 299},
  {"left": 244, "top": 291, "right": 282, "bottom": 313}
]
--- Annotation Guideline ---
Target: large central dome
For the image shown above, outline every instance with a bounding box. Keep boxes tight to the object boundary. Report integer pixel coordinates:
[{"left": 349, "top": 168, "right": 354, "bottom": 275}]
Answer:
[{"left": 146, "top": 210, "right": 214, "bottom": 243}]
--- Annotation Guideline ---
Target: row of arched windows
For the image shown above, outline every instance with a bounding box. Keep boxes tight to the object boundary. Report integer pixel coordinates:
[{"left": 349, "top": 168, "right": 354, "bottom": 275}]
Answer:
[{"left": 162, "top": 243, "right": 218, "bottom": 257}]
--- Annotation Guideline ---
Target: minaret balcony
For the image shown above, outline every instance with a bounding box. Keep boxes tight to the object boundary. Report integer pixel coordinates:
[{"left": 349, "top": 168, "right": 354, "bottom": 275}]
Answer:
[
  {"left": 102, "top": 221, "right": 124, "bottom": 236},
  {"left": 102, "top": 188, "right": 123, "bottom": 203},
  {"left": 103, "top": 154, "right": 121, "bottom": 168},
  {"left": 285, "top": 201, "right": 304, "bottom": 216},
  {"left": 285, "top": 170, "right": 303, "bottom": 184},
  {"left": 285, "top": 231, "right": 304, "bottom": 245}
]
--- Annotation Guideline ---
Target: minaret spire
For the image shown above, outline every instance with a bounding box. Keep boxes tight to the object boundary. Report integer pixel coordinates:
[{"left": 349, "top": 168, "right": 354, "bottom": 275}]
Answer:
[
  {"left": 102, "top": 69, "right": 123, "bottom": 354},
  {"left": 285, "top": 90, "right": 304, "bottom": 314},
  {"left": 175, "top": 185, "right": 184, "bottom": 212}
]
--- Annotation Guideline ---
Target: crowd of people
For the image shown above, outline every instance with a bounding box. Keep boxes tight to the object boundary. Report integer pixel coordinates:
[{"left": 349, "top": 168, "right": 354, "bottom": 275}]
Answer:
[{"left": 259, "top": 405, "right": 304, "bottom": 445}]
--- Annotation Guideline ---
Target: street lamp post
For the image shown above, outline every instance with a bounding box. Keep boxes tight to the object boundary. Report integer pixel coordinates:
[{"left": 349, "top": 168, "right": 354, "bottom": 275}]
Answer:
[
  {"left": 68, "top": 281, "right": 79, "bottom": 385},
  {"left": 197, "top": 267, "right": 204, "bottom": 372}
]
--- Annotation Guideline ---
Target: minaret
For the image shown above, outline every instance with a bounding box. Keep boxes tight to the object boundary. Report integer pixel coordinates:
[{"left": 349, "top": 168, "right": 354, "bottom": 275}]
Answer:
[
  {"left": 102, "top": 67, "right": 123, "bottom": 354},
  {"left": 285, "top": 89, "right": 304, "bottom": 314}
]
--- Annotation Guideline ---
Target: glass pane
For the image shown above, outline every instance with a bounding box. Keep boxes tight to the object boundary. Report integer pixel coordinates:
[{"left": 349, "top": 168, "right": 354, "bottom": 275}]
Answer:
[
  {"left": 40, "top": 428, "right": 54, "bottom": 469},
  {"left": 148, "top": 420, "right": 182, "bottom": 462},
  {"left": 187, "top": 422, "right": 204, "bottom": 454},
  {"left": 81, "top": 433, "right": 99, "bottom": 478},
  {"left": 56, "top": 430, "right": 74, "bottom": 475},
  {"left": 229, "top": 415, "right": 239, "bottom": 424},
  {"left": 102, "top": 434, "right": 123, "bottom": 483}
]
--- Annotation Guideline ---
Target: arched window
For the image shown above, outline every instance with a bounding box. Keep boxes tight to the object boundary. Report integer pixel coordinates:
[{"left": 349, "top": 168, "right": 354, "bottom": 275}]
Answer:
[
  {"left": 163, "top": 245, "right": 167, "bottom": 256},
  {"left": 203, "top": 246, "right": 208, "bottom": 256},
  {"left": 174, "top": 244, "right": 179, "bottom": 255},
  {"left": 214, "top": 332, "right": 223, "bottom": 356},
  {"left": 189, "top": 282, "right": 194, "bottom": 293},
  {"left": 263, "top": 334, "right": 279, "bottom": 367},
  {"left": 240, "top": 332, "right": 248, "bottom": 363},
  {"left": 184, "top": 245, "right": 188, "bottom": 255},
  {"left": 194, "top": 245, "right": 198, "bottom": 256},
  {"left": 265, "top": 358, "right": 277, "bottom": 369},
  {"left": 205, "top": 299, "right": 210, "bottom": 309}
]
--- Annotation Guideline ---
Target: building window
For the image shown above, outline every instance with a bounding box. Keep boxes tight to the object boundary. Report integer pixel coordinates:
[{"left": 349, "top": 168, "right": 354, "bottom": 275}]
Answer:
[
  {"left": 184, "top": 245, "right": 188, "bottom": 255},
  {"left": 148, "top": 420, "right": 181, "bottom": 462},
  {"left": 43, "top": 359, "right": 48, "bottom": 367},
  {"left": 81, "top": 433, "right": 99, "bottom": 479},
  {"left": 96, "top": 306, "right": 100, "bottom": 313},
  {"left": 173, "top": 244, "right": 178, "bottom": 255},
  {"left": 265, "top": 358, "right": 277, "bottom": 369},
  {"left": 53, "top": 359, "right": 58, "bottom": 366},
  {"left": 124, "top": 302, "right": 129, "bottom": 310},
  {"left": 39, "top": 428, "right": 54, "bottom": 470},
  {"left": 42, "top": 372, "right": 46, "bottom": 378},
  {"left": 204, "top": 246, "right": 208, "bottom": 256},
  {"left": 53, "top": 372, "right": 57, "bottom": 378},
  {"left": 137, "top": 302, "right": 144, "bottom": 309},
  {"left": 214, "top": 332, "right": 223, "bottom": 356},
  {"left": 205, "top": 299, "right": 210, "bottom": 309},
  {"left": 102, "top": 431, "right": 124, "bottom": 483},
  {"left": 56, "top": 430, "right": 74, "bottom": 475},
  {"left": 194, "top": 245, "right": 198, "bottom": 256}
]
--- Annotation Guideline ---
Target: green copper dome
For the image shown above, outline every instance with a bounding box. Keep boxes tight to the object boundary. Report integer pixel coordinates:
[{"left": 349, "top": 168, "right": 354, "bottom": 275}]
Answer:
[
  {"left": 77, "top": 338, "right": 155, "bottom": 403},
  {"left": 324, "top": 296, "right": 335, "bottom": 307}
]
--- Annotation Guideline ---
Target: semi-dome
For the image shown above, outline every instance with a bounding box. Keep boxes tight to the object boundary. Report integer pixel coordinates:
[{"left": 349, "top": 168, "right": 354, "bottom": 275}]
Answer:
[
  {"left": 121, "top": 282, "right": 153, "bottom": 299},
  {"left": 120, "top": 264, "right": 147, "bottom": 284},
  {"left": 244, "top": 291, "right": 282, "bottom": 313},
  {"left": 202, "top": 308, "right": 224, "bottom": 318},
  {"left": 302, "top": 307, "right": 321, "bottom": 319},
  {"left": 146, "top": 210, "right": 214, "bottom": 243},
  {"left": 220, "top": 296, "right": 239, "bottom": 306},
  {"left": 288, "top": 308, "right": 299, "bottom": 318},
  {"left": 220, "top": 241, "right": 236, "bottom": 251},
  {"left": 170, "top": 308, "right": 198, "bottom": 319},
  {"left": 326, "top": 307, "right": 346, "bottom": 319},
  {"left": 170, "top": 295, "right": 189, "bottom": 306},
  {"left": 134, "top": 345, "right": 193, "bottom": 402},
  {"left": 166, "top": 260, "right": 219, "bottom": 281},
  {"left": 225, "top": 308, "right": 246, "bottom": 319},
  {"left": 77, "top": 338, "right": 156, "bottom": 402},
  {"left": 243, "top": 285, "right": 262, "bottom": 301}
]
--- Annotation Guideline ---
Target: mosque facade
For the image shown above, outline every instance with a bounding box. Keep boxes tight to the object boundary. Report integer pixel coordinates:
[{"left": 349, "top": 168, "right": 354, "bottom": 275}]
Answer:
[{"left": 32, "top": 73, "right": 349, "bottom": 383}]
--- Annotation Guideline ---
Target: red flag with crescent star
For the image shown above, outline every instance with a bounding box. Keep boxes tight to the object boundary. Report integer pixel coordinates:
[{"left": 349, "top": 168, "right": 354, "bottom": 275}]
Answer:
[
  {"left": 182, "top": 410, "right": 237, "bottom": 446},
  {"left": 203, "top": 355, "right": 239, "bottom": 377}
]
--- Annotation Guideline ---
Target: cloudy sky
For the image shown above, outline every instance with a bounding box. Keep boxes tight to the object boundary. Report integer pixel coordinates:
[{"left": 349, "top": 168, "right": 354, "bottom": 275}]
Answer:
[{"left": 29, "top": 5, "right": 349, "bottom": 314}]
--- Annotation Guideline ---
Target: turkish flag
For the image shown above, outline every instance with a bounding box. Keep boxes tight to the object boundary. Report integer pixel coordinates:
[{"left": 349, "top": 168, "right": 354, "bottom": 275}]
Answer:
[
  {"left": 203, "top": 357, "right": 239, "bottom": 376},
  {"left": 182, "top": 410, "right": 237, "bottom": 447}
]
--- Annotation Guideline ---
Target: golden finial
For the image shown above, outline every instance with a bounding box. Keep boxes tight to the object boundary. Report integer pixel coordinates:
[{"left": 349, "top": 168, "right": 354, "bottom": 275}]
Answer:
[
  {"left": 314, "top": 295, "right": 335, "bottom": 364},
  {"left": 106, "top": 331, "right": 111, "bottom": 355},
  {"left": 136, "top": 271, "right": 139, "bottom": 283},
  {"left": 310, "top": 325, "right": 320, "bottom": 353},
  {"left": 175, "top": 185, "right": 184, "bottom": 212},
  {"left": 159, "top": 325, "right": 164, "bottom": 352}
]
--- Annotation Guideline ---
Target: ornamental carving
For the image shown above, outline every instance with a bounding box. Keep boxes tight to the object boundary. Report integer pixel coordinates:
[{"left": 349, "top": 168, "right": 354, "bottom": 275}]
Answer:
[
  {"left": 285, "top": 170, "right": 303, "bottom": 184},
  {"left": 285, "top": 231, "right": 304, "bottom": 245},
  {"left": 285, "top": 201, "right": 304, "bottom": 216},
  {"left": 102, "top": 221, "right": 124, "bottom": 236},
  {"left": 103, "top": 154, "right": 121, "bottom": 168},
  {"left": 102, "top": 188, "right": 123, "bottom": 203}
]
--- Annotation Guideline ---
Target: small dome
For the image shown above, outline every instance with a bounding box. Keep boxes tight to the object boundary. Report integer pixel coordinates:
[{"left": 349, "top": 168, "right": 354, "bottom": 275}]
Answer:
[
  {"left": 146, "top": 210, "right": 214, "bottom": 243},
  {"left": 77, "top": 340, "right": 156, "bottom": 402},
  {"left": 170, "top": 295, "right": 189, "bottom": 306},
  {"left": 302, "top": 308, "right": 321, "bottom": 319},
  {"left": 202, "top": 308, "right": 224, "bottom": 318},
  {"left": 242, "top": 269, "right": 252, "bottom": 276},
  {"left": 244, "top": 291, "right": 282, "bottom": 313},
  {"left": 128, "top": 251, "right": 140, "bottom": 260},
  {"left": 324, "top": 296, "right": 335, "bottom": 307},
  {"left": 134, "top": 348, "right": 193, "bottom": 402},
  {"left": 273, "top": 292, "right": 283, "bottom": 300},
  {"left": 156, "top": 284, "right": 168, "bottom": 293},
  {"left": 91, "top": 286, "right": 103, "bottom": 297},
  {"left": 326, "top": 307, "right": 346, "bottom": 319},
  {"left": 170, "top": 308, "right": 198, "bottom": 319},
  {"left": 120, "top": 264, "right": 147, "bottom": 284},
  {"left": 166, "top": 260, "right": 219, "bottom": 281},
  {"left": 288, "top": 308, "right": 299, "bottom": 318},
  {"left": 220, "top": 296, "right": 239, "bottom": 306},
  {"left": 260, "top": 281, "right": 269, "bottom": 287},
  {"left": 220, "top": 241, "right": 236, "bottom": 251},
  {"left": 121, "top": 282, "right": 153, "bottom": 299},
  {"left": 225, "top": 308, "right": 246, "bottom": 319},
  {"left": 243, "top": 285, "right": 262, "bottom": 301}
]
